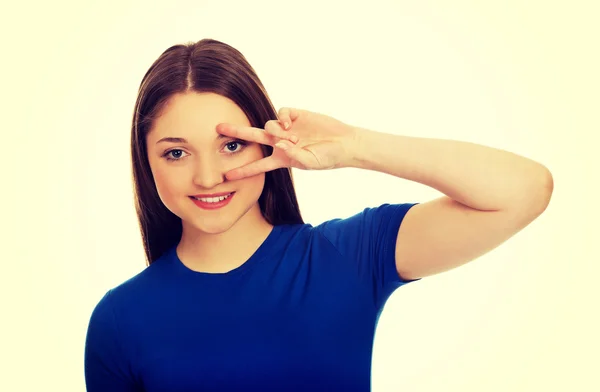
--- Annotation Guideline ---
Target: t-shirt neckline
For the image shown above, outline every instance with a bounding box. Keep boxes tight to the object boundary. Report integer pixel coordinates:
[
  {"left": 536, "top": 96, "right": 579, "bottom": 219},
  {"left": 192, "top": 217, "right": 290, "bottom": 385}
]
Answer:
[{"left": 168, "top": 224, "right": 284, "bottom": 279}]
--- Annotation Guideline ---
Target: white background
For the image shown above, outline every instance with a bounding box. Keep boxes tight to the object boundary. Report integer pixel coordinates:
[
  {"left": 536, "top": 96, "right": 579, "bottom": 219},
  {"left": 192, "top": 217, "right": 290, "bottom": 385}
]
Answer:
[{"left": 2, "top": 0, "right": 598, "bottom": 391}]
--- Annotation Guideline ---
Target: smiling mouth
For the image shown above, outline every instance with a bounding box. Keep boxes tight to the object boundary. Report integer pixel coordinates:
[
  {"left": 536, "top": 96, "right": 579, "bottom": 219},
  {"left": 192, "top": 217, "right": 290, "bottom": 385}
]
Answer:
[{"left": 190, "top": 192, "right": 234, "bottom": 203}]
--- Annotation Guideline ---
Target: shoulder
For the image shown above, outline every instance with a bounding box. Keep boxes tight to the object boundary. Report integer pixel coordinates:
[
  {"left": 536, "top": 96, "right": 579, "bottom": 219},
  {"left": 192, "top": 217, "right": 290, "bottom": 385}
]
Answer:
[
  {"left": 91, "top": 249, "right": 174, "bottom": 314},
  {"left": 313, "top": 203, "right": 418, "bottom": 240},
  {"left": 283, "top": 203, "right": 417, "bottom": 261}
]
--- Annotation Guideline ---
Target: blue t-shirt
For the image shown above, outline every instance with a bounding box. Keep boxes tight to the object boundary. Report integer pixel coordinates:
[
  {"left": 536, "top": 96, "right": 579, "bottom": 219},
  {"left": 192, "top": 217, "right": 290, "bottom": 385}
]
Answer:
[{"left": 84, "top": 203, "right": 419, "bottom": 391}]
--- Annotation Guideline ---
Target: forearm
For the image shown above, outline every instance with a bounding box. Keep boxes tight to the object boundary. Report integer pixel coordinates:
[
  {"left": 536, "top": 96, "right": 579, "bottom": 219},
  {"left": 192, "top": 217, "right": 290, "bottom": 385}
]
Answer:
[{"left": 347, "top": 127, "right": 553, "bottom": 212}]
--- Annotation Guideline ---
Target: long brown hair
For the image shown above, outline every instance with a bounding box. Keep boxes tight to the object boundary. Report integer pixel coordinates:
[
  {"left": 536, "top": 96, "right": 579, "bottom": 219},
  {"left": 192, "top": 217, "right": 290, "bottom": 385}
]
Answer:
[{"left": 131, "top": 38, "right": 304, "bottom": 265}]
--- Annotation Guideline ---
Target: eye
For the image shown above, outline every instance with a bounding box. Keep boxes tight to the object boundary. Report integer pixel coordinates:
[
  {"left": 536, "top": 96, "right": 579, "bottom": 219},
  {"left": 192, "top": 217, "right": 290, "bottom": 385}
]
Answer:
[
  {"left": 163, "top": 149, "right": 189, "bottom": 161},
  {"left": 224, "top": 141, "right": 247, "bottom": 154}
]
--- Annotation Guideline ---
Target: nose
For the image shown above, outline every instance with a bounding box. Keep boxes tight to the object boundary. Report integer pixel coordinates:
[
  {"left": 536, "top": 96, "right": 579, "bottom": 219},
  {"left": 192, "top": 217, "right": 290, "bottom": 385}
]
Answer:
[{"left": 192, "top": 156, "right": 226, "bottom": 189}]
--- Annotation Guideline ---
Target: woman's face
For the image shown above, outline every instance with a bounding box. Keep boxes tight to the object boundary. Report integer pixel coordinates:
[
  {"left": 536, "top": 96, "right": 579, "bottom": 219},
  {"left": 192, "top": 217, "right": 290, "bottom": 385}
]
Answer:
[{"left": 146, "top": 92, "right": 266, "bottom": 235}]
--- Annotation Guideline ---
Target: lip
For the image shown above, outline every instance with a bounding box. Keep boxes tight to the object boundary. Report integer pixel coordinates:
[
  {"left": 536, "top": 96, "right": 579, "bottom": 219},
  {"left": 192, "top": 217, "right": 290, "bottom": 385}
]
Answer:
[
  {"left": 189, "top": 192, "right": 235, "bottom": 210},
  {"left": 191, "top": 191, "right": 234, "bottom": 198}
]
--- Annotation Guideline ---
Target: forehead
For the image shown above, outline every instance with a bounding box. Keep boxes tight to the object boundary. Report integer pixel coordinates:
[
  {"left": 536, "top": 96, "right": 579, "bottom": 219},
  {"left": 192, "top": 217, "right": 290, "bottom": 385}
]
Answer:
[{"left": 148, "top": 92, "right": 250, "bottom": 140}]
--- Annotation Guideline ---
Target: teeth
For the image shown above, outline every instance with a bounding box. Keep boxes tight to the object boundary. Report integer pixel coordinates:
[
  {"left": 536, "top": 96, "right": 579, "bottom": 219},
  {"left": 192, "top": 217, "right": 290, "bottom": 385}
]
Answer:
[{"left": 193, "top": 193, "right": 231, "bottom": 203}]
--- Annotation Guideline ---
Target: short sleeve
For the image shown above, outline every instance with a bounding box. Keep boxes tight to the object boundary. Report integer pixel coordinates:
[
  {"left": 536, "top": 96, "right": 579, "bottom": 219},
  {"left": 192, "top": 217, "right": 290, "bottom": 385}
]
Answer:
[
  {"left": 315, "top": 203, "right": 420, "bottom": 308},
  {"left": 84, "top": 290, "right": 139, "bottom": 392}
]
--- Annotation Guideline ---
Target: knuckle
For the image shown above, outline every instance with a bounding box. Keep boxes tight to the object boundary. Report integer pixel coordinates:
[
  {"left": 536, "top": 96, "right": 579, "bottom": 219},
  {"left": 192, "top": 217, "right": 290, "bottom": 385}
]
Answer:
[
  {"left": 278, "top": 109, "right": 290, "bottom": 120},
  {"left": 264, "top": 120, "right": 280, "bottom": 133}
]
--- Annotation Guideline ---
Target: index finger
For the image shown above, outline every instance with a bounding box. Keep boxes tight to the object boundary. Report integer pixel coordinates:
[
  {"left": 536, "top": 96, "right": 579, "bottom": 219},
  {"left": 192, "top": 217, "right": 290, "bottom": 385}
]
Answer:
[
  {"left": 225, "top": 155, "right": 283, "bottom": 181},
  {"left": 216, "top": 123, "right": 274, "bottom": 146}
]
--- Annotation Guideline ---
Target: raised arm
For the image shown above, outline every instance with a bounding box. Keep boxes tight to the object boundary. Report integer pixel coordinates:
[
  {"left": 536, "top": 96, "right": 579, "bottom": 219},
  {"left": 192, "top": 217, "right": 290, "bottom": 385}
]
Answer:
[{"left": 349, "top": 129, "right": 553, "bottom": 280}]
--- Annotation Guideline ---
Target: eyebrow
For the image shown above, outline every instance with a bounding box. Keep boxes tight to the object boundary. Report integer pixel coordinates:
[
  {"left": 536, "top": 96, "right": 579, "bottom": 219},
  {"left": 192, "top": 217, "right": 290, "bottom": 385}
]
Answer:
[{"left": 156, "top": 134, "right": 228, "bottom": 144}]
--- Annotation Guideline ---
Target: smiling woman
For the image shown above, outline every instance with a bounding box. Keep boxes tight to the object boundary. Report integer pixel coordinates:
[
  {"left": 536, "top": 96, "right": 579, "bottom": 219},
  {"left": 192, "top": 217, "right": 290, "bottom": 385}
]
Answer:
[
  {"left": 145, "top": 92, "right": 276, "bottom": 253},
  {"left": 83, "top": 38, "right": 552, "bottom": 392},
  {"left": 129, "top": 42, "right": 304, "bottom": 267}
]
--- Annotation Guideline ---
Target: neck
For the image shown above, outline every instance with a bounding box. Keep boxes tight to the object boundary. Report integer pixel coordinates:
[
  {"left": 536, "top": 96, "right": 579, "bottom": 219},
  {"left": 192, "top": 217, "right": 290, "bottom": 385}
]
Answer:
[{"left": 176, "top": 204, "right": 273, "bottom": 273}]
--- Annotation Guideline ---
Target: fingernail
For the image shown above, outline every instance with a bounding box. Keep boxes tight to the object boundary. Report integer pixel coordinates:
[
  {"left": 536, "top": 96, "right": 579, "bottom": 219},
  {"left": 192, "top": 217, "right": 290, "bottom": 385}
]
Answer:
[
  {"left": 283, "top": 122, "right": 290, "bottom": 130},
  {"left": 290, "top": 135, "right": 299, "bottom": 143}
]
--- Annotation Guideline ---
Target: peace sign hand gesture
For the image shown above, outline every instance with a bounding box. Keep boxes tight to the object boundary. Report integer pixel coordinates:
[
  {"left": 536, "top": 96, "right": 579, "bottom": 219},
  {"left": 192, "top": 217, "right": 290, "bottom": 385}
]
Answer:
[{"left": 216, "top": 108, "right": 359, "bottom": 181}]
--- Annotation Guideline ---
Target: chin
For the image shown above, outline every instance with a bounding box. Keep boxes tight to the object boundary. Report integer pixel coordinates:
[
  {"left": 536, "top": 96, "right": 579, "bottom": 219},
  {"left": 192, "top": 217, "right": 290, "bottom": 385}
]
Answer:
[
  {"left": 183, "top": 216, "right": 238, "bottom": 236},
  {"left": 182, "top": 203, "right": 258, "bottom": 237}
]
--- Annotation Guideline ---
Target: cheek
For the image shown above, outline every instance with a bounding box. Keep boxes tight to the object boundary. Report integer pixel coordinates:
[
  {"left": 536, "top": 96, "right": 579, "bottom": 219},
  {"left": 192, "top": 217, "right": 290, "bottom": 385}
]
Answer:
[
  {"left": 151, "top": 165, "right": 187, "bottom": 207},
  {"left": 225, "top": 145, "right": 264, "bottom": 168},
  {"left": 239, "top": 172, "right": 265, "bottom": 193},
  {"left": 246, "top": 144, "right": 268, "bottom": 166},
  {"left": 220, "top": 145, "right": 265, "bottom": 175},
  {"left": 234, "top": 145, "right": 266, "bottom": 194}
]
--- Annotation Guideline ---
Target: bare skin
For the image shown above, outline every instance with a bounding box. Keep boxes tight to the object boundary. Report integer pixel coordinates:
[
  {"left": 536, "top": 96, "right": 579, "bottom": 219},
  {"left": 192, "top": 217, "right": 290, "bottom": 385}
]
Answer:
[
  {"left": 217, "top": 106, "right": 554, "bottom": 280},
  {"left": 146, "top": 92, "right": 273, "bottom": 273}
]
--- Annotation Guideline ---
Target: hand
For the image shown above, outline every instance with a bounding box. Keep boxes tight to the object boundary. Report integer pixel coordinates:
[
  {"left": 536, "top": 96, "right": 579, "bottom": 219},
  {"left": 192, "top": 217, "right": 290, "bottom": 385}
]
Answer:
[{"left": 216, "top": 108, "right": 358, "bottom": 181}]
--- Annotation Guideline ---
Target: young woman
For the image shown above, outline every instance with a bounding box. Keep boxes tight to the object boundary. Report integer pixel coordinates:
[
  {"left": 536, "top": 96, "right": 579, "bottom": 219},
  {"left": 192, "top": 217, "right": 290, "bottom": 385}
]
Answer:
[{"left": 84, "top": 38, "right": 553, "bottom": 391}]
